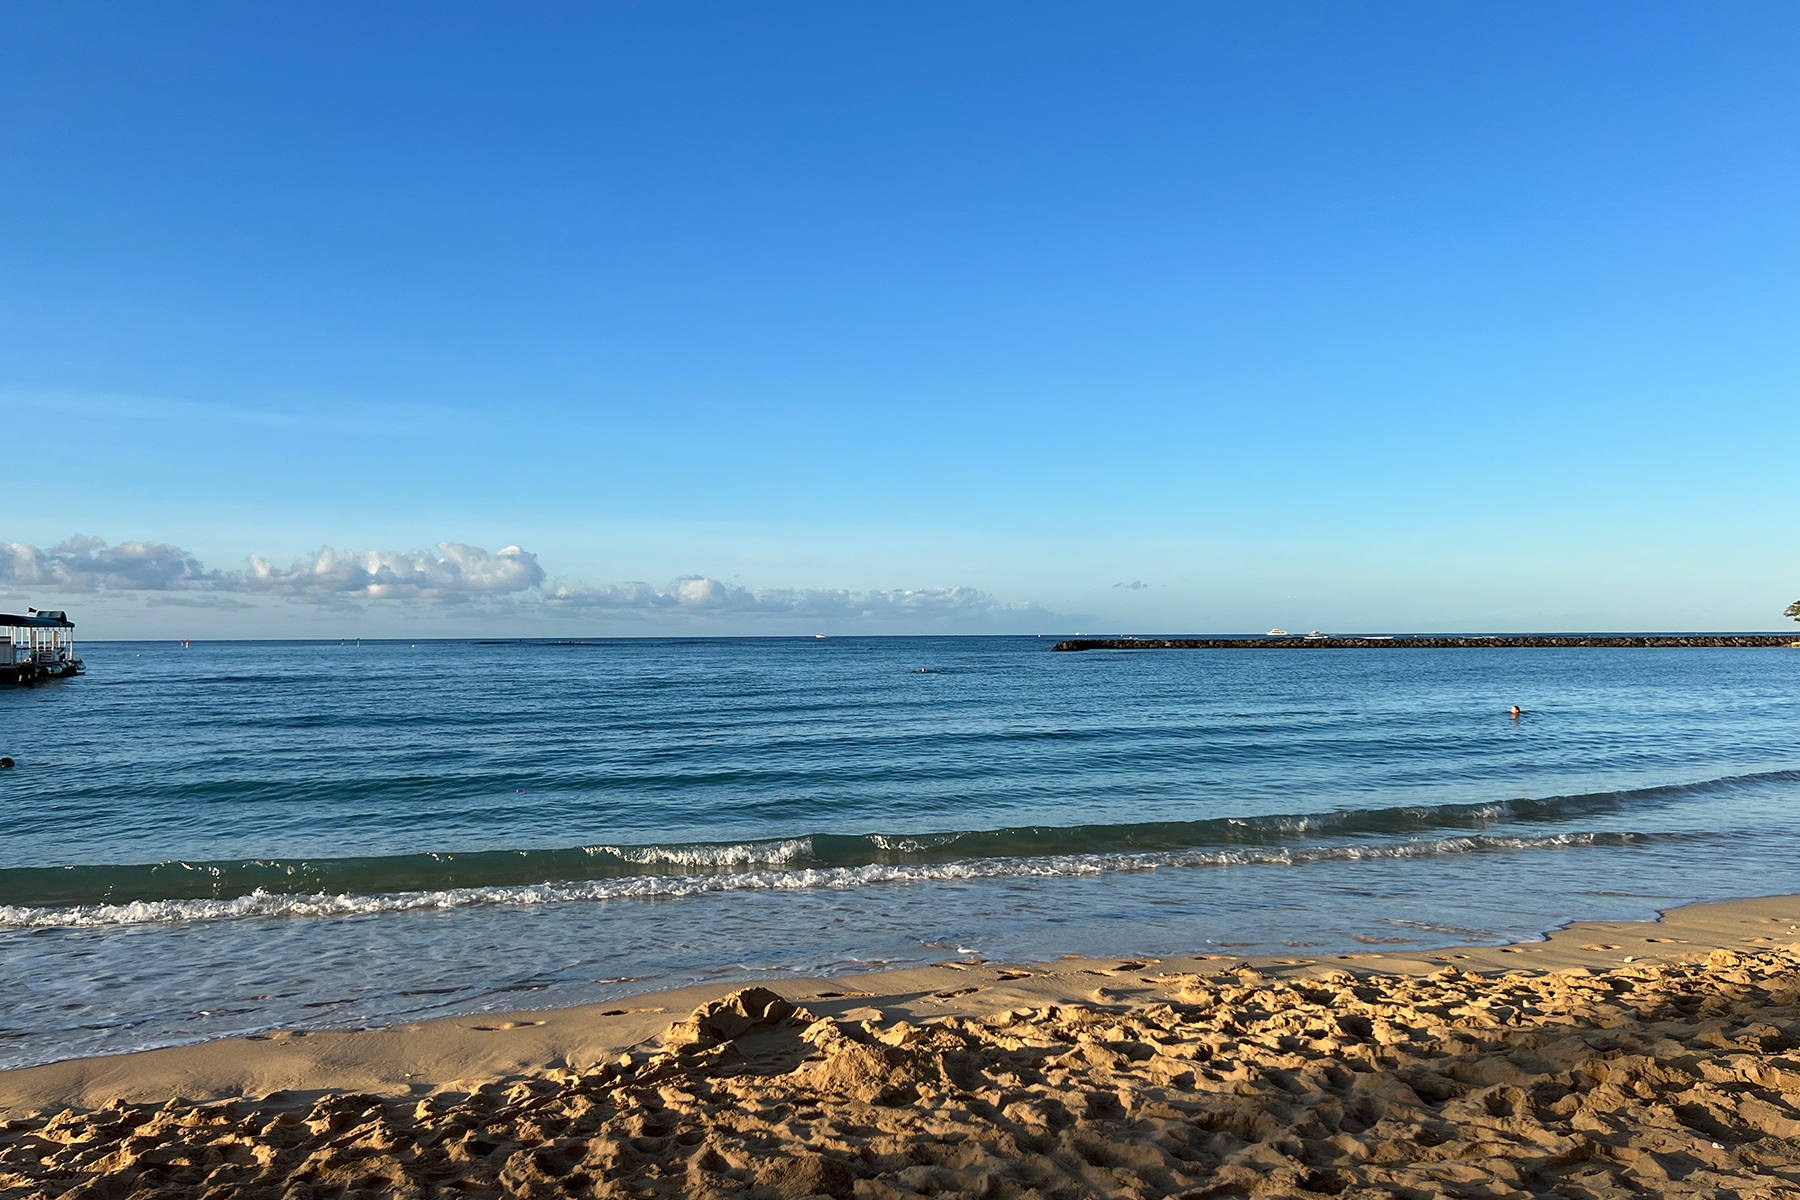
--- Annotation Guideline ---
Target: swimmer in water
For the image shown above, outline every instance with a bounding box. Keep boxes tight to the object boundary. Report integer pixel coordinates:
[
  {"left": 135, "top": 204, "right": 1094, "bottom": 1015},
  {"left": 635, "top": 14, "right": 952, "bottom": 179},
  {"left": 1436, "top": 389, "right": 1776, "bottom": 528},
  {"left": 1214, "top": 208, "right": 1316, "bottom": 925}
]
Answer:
[
  {"left": 1510, "top": 706, "right": 1523, "bottom": 719},
  {"left": 0, "top": 757, "right": 13, "bottom": 769}
]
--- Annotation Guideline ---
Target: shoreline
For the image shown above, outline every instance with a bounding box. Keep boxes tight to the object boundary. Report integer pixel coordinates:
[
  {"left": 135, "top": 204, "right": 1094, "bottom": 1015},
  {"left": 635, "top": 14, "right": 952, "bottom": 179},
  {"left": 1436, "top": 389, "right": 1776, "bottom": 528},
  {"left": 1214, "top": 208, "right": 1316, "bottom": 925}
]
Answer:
[
  {"left": 8, "top": 896, "right": 1800, "bottom": 1198},
  {"left": 6, "top": 893, "right": 1797, "bottom": 1116}
]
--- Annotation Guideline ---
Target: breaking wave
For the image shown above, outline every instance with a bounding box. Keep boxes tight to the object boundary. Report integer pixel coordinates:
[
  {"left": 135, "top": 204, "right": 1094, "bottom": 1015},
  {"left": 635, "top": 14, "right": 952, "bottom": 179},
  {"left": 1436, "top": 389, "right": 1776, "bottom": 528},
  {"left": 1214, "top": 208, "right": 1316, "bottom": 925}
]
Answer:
[
  {"left": 5, "top": 767, "right": 1791, "bottom": 913},
  {"left": 0, "top": 831, "right": 1670, "bottom": 929}
]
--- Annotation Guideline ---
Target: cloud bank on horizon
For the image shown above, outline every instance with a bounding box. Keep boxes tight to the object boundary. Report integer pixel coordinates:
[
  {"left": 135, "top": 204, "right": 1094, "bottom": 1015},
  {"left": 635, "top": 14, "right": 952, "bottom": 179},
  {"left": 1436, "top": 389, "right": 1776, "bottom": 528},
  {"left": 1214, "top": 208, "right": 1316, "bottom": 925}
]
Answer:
[{"left": 0, "top": 536, "right": 1066, "bottom": 629}]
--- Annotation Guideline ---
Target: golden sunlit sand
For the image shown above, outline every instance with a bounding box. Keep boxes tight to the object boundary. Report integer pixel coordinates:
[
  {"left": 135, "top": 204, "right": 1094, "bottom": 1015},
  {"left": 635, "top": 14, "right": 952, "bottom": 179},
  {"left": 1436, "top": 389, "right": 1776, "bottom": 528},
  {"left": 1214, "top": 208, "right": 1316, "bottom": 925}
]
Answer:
[{"left": 6, "top": 896, "right": 1800, "bottom": 1198}]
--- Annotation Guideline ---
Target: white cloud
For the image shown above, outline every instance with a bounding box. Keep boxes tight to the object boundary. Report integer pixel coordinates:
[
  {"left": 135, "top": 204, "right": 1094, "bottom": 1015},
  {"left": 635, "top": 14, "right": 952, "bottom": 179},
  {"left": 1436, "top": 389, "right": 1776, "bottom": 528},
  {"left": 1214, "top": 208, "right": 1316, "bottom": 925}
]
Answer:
[
  {"left": 244, "top": 543, "right": 545, "bottom": 604},
  {"left": 1, "top": 536, "right": 1073, "bottom": 628},
  {"left": 0, "top": 536, "right": 540, "bottom": 606},
  {"left": 544, "top": 577, "right": 1057, "bottom": 624},
  {"left": 0, "top": 535, "right": 226, "bottom": 592}
]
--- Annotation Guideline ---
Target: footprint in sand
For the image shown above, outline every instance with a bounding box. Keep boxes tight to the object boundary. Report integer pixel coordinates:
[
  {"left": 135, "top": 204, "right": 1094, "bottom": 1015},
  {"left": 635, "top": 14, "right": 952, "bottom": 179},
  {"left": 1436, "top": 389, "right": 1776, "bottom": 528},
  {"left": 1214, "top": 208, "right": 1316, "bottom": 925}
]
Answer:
[
  {"left": 28, "top": 965, "right": 1800, "bottom": 1200},
  {"left": 1581, "top": 944, "right": 1622, "bottom": 951},
  {"left": 931, "top": 987, "right": 982, "bottom": 1000}
]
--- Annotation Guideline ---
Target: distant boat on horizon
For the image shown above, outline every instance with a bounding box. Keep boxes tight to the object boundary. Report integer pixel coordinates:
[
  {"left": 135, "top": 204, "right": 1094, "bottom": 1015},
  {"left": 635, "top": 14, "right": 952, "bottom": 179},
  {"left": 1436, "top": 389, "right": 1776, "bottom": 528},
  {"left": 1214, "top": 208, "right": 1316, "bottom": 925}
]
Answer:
[
  {"left": 1267, "top": 628, "right": 1289, "bottom": 636},
  {"left": 815, "top": 633, "right": 828, "bottom": 639}
]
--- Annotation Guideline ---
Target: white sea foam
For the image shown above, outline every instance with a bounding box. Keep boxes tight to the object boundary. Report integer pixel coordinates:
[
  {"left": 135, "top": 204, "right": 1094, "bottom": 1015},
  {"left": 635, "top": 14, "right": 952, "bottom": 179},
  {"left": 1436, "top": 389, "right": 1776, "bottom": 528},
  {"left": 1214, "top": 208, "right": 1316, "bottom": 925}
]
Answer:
[
  {"left": 866, "top": 831, "right": 972, "bottom": 853},
  {"left": 585, "top": 837, "right": 815, "bottom": 868},
  {"left": 0, "top": 832, "right": 1633, "bottom": 930}
]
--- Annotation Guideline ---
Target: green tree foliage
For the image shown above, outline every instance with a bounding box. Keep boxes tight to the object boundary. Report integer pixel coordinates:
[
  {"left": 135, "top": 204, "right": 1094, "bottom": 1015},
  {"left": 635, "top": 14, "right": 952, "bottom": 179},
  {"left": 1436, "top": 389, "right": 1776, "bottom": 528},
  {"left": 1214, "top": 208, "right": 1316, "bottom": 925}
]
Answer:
[{"left": 1788, "top": 600, "right": 1800, "bottom": 622}]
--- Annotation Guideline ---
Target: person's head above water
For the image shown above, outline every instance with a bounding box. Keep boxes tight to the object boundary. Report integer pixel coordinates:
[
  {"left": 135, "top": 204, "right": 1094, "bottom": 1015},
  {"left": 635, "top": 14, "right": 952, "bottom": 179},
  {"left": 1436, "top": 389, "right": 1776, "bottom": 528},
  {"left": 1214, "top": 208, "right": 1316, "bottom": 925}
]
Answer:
[
  {"left": 1510, "top": 706, "right": 1523, "bottom": 717},
  {"left": 0, "top": 757, "right": 13, "bottom": 769}
]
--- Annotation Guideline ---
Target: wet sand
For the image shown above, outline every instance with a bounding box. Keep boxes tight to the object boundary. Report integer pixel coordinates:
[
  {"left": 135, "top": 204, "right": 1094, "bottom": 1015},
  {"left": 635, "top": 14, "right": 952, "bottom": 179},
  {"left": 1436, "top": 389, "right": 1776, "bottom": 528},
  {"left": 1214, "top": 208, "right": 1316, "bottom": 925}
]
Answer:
[{"left": 5, "top": 895, "right": 1800, "bottom": 1197}]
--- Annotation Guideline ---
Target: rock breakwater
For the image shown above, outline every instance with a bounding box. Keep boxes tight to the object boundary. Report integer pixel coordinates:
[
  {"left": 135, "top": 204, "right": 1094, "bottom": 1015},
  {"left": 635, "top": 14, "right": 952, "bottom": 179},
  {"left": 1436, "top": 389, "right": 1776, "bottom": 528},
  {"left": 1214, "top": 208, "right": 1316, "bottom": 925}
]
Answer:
[{"left": 1054, "top": 634, "right": 1799, "bottom": 651}]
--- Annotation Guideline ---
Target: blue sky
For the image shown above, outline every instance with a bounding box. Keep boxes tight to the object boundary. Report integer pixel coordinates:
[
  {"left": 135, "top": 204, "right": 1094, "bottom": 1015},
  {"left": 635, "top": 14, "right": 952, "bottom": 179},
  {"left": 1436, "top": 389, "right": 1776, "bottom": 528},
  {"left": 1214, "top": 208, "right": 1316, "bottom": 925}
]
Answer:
[{"left": 2, "top": 3, "right": 1795, "bottom": 636}]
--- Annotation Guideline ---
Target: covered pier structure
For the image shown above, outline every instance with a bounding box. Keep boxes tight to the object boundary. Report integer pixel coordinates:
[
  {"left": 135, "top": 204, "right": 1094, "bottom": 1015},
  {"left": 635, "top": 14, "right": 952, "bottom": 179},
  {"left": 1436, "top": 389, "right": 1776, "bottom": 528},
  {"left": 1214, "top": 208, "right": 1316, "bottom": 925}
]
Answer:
[{"left": 2, "top": 609, "right": 84, "bottom": 683}]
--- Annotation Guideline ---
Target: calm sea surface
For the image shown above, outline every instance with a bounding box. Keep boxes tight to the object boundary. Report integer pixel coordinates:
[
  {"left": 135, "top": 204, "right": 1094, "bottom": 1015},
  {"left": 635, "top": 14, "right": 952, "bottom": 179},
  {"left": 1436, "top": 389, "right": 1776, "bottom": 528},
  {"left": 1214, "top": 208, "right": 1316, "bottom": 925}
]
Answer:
[{"left": 1, "top": 636, "right": 1796, "bottom": 1068}]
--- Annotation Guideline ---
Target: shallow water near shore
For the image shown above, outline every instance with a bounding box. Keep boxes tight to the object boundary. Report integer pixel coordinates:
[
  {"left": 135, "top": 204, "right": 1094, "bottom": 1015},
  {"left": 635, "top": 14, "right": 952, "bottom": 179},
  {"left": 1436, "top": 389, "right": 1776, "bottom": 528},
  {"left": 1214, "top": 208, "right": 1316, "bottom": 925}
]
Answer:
[{"left": 1, "top": 636, "right": 1796, "bottom": 1069}]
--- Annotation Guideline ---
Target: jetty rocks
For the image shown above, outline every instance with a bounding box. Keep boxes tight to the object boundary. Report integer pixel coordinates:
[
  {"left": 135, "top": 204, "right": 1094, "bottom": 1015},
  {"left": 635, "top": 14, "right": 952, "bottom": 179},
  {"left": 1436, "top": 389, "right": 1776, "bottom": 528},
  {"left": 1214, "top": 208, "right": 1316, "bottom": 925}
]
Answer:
[
  {"left": 11, "top": 953, "right": 1800, "bottom": 1198},
  {"left": 1054, "top": 635, "right": 1798, "bottom": 652}
]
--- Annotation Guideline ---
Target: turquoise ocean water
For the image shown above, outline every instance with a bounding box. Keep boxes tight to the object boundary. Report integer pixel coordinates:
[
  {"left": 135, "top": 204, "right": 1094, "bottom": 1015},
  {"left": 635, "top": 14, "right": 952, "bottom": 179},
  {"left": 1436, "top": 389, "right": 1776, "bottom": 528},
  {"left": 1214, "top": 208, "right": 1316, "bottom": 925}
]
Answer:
[{"left": 1, "top": 636, "right": 1796, "bottom": 1068}]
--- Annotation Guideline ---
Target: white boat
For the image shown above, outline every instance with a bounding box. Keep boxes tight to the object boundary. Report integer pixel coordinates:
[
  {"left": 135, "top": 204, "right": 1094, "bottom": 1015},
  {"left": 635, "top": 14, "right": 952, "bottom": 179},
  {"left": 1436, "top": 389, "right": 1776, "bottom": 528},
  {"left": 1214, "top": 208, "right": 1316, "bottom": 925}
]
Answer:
[
  {"left": 1266, "top": 628, "right": 1289, "bottom": 636},
  {"left": 815, "top": 633, "right": 828, "bottom": 639},
  {"left": 1306, "top": 629, "right": 1329, "bottom": 639}
]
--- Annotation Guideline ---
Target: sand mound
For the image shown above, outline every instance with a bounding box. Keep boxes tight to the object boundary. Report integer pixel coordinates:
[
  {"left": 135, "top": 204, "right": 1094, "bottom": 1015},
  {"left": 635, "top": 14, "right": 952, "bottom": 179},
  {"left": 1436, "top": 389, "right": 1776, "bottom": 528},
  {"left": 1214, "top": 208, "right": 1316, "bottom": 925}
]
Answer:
[{"left": 8, "top": 950, "right": 1800, "bottom": 1198}]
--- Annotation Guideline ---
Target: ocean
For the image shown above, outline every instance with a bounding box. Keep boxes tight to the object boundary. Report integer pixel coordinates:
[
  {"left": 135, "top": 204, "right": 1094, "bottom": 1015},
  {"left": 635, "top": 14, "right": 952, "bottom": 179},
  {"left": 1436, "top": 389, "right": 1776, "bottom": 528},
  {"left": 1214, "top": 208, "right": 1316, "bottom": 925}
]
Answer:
[{"left": 1, "top": 636, "right": 1796, "bottom": 1070}]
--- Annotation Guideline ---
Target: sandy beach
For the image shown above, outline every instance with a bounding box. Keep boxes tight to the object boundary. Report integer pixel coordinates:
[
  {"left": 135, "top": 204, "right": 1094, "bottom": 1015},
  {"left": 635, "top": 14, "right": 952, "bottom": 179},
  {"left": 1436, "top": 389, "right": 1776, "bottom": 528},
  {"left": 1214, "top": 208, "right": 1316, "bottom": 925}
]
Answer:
[
  {"left": 5, "top": 895, "right": 1800, "bottom": 1197},
  {"left": 10, "top": 2, "right": 1796, "bottom": 1193}
]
